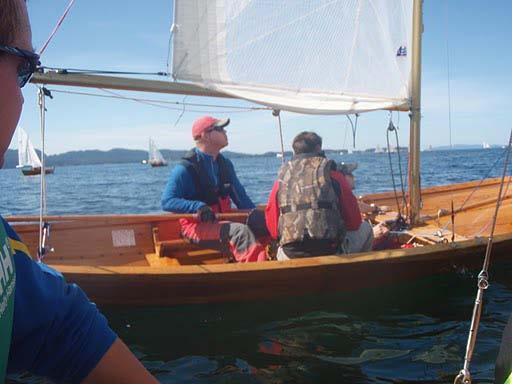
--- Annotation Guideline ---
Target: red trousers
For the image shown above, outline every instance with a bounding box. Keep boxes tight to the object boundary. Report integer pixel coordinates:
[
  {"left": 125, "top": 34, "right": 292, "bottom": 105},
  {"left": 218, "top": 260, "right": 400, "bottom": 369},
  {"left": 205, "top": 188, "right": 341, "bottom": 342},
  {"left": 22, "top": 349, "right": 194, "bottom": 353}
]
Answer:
[{"left": 179, "top": 219, "right": 267, "bottom": 263}]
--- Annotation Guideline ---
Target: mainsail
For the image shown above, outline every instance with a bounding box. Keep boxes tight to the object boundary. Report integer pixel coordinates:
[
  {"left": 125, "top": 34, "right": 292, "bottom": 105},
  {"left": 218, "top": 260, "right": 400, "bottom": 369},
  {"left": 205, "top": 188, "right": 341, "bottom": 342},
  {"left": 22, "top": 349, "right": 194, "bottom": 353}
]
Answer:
[
  {"left": 171, "top": 0, "right": 413, "bottom": 115},
  {"left": 17, "top": 127, "right": 42, "bottom": 168},
  {"left": 148, "top": 138, "right": 167, "bottom": 165}
]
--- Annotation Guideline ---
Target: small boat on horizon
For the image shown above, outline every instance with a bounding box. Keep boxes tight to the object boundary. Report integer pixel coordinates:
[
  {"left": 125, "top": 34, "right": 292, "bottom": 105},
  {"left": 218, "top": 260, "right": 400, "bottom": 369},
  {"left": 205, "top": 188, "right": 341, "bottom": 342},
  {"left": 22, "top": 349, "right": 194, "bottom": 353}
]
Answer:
[
  {"left": 148, "top": 138, "right": 168, "bottom": 167},
  {"left": 17, "top": 127, "right": 55, "bottom": 176}
]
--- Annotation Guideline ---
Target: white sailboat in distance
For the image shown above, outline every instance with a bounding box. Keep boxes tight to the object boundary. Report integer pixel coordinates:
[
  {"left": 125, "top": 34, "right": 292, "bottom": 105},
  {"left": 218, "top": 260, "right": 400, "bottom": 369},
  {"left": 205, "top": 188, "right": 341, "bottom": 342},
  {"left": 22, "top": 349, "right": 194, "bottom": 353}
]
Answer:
[
  {"left": 148, "top": 138, "right": 168, "bottom": 167},
  {"left": 17, "top": 127, "right": 54, "bottom": 176}
]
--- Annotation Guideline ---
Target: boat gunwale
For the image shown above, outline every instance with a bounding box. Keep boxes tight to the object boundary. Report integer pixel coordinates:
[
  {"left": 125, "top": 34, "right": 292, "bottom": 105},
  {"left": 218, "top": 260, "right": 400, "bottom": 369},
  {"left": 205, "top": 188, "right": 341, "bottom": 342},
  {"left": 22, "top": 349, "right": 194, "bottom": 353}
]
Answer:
[{"left": 49, "top": 232, "right": 509, "bottom": 276}]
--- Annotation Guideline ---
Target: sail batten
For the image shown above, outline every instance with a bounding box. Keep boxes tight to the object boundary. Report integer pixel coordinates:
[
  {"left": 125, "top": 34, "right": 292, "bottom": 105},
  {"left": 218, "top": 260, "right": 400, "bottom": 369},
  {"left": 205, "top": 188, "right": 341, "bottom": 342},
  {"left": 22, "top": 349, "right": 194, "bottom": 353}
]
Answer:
[{"left": 172, "top": 0, "right": 413, "bottom": 115}]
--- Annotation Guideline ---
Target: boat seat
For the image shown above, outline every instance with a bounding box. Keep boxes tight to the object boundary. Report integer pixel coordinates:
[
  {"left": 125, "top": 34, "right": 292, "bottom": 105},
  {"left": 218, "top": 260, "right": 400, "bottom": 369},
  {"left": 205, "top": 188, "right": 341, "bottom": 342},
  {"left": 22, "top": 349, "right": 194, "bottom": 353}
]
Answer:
[{"left": 151, "top": 227, "right": 228, "bottom": 265}]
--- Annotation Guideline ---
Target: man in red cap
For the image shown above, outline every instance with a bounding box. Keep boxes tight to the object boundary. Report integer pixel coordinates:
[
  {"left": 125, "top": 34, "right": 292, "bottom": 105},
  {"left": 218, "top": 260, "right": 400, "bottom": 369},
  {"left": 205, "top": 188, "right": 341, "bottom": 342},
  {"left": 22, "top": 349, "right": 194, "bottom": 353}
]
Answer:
[{"left": 161, "top": 116, "right": 267, "bottom": 262}]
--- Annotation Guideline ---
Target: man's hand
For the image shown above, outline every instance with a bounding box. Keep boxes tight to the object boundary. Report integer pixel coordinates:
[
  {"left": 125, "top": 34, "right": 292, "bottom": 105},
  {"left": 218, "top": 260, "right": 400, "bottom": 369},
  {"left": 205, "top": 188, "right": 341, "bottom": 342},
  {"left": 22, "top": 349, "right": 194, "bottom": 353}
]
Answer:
[
  {"left": 196, "top": 205, "right": 216, "bottom": 223},
  {"left": 372, "top": 222, "right": 389, "bottom": 240}
]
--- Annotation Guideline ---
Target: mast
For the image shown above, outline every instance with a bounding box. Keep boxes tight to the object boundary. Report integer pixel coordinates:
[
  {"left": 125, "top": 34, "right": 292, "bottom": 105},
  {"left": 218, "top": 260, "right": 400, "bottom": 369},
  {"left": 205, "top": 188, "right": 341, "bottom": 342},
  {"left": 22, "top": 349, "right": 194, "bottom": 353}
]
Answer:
[{"left": 408, "top": 0, "right": 423, "bottom": 225}]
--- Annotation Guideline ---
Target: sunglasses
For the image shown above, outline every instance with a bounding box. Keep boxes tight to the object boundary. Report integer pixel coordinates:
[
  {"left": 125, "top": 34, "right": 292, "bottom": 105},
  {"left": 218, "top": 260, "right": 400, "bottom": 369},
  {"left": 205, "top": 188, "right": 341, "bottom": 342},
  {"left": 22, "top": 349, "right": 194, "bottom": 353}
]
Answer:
[
  {"left": 206, "top": 126, "right": 226, "bottom": 134},
  {"left": 0, "top": 45, "right": 40, "bottom": 88}
]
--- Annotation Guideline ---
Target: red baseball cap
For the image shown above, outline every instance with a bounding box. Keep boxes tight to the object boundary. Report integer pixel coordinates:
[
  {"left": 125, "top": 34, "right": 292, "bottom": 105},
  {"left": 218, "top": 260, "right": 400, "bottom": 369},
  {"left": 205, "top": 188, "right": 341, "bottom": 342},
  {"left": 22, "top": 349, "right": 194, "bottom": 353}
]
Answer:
[{"left": 192, "top": 116, "right": 230, "bottom": 139}]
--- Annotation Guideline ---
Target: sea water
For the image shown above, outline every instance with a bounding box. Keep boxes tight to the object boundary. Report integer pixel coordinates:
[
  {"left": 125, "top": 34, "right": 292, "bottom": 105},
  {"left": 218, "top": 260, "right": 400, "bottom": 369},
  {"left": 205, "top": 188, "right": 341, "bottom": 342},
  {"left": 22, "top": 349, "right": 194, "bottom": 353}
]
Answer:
[{"left": 2, "top": 148, "right": 510, "bottom": 383}]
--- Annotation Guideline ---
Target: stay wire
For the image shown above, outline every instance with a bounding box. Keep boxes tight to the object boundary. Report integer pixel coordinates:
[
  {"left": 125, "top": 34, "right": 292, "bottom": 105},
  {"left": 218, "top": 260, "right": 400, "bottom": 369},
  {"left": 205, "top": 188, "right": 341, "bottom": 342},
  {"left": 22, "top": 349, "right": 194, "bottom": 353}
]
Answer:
[
  {"left": 386, "top": 114, "right": 408, "bottom": 223},
  {"left": 46, "top": 88, "right": 268, "bottom": 113},
  {"left": 39, "top": 0, "right": 77, "bottom": 55},
  {"left": 346, "top": 114, "right": 359, "bottom": 148},
  {"left": 454, "top": 128, "right": 512, "bottom": 384},
  {"left": 437, "top": 148, "right": 508, "bottom": 234}
]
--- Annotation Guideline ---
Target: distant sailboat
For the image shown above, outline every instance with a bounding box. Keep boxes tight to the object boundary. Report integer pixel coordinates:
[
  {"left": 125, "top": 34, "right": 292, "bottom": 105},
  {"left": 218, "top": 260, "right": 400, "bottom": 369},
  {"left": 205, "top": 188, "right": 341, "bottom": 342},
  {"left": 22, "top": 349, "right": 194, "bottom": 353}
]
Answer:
[
  {"left": 482, "top": 142, "right": 491, "bottom": 149},
  {"left": 17, "top": 128, "right": 54, "bottom": 176},
  {"left": 148, "top": 138, "right": 168, "bottom": 167},
  {"left": 375, "top": 145, "right": 384, "bottom": 154}
]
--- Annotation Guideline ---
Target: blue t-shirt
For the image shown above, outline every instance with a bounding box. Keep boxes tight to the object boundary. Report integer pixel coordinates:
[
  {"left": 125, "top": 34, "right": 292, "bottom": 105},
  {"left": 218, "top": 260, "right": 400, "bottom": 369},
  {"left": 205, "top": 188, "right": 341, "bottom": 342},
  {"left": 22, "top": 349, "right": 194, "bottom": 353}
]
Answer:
[
  {"left": 161, "top": 148, "right": 255, "bottom": 213},
  {"left": 3, "top": 217, "right": 117, "bottom": 383}
]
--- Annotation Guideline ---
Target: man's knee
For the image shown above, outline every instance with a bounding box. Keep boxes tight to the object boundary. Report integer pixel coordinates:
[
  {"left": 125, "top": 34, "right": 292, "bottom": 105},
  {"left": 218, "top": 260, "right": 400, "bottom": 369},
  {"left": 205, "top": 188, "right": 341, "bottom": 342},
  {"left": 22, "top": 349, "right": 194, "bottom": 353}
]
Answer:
[{"left": 225, "top": 222, "right": 256, "bottom": 250}]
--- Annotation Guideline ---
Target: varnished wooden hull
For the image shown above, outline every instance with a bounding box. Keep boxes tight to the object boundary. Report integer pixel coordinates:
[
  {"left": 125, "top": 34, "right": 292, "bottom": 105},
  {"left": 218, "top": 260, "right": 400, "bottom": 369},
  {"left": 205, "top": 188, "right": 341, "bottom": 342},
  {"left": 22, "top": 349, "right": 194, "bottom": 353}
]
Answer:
[{"left": 7, "top": 178, "right": 512, "bottom": 306}]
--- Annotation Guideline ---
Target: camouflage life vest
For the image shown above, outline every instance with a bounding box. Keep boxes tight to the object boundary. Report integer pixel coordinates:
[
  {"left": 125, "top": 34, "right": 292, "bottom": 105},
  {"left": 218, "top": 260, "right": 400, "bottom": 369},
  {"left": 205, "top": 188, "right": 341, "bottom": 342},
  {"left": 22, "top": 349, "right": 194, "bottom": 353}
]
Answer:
[{"left": 277, "top": 153, "right": 345, "bottom": 246}]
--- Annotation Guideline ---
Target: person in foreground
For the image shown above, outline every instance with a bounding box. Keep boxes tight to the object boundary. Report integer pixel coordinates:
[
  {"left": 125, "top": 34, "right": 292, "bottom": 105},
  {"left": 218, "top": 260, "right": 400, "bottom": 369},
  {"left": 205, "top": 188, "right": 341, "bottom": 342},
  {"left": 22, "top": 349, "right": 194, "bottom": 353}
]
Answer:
[
  {"left": 265, "top": 131, "right": 374, "bottom": 260},
  {"left": 0, "top": 1, "right": 158, "bottom": 382},
  {"left": 161, "top": 116, "right": 267, "bottom": 262}
]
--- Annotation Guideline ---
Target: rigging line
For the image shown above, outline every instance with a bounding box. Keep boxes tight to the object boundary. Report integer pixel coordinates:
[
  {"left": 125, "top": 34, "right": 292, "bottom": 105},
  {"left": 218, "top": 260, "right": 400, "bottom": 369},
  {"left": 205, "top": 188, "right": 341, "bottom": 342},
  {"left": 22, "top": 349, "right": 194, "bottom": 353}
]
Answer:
[
  {"left": 469, "top": 174, "right": 512, "bottom": 238},
  {"left": 173, "top": 95, "right": 188, "bottom": 129},
  {"left": 454, "top": 128, "right": 512, "bottom": 384},
  {"left": 47, "top": 88, "right": 269, "bottom": 110},
  {"left": 386, "top": 117, "right": 403, "bottom": 219},
  {"left": 346, "top": 114, "right": 359, "bottom": 148},
  {"left": 41, "top": 66, "right": 169, "bottom": 76},
  {"left": 37, "top": 88, "right": 48, "bottom": 262},
  {"left": 392, "top": 113, "right": 408, "bottom": 219},
  {"left": 39, "top": 0, "right": 77, "bottom": 55},
  {"left": 273, "top": 110, "right": 285, "bottom": 164},
  {"left": 438, "top": 148, "right": 508, "bottom": 233},
  {"left": 445, "top": 0, "right": 453, "bottom": 149}
]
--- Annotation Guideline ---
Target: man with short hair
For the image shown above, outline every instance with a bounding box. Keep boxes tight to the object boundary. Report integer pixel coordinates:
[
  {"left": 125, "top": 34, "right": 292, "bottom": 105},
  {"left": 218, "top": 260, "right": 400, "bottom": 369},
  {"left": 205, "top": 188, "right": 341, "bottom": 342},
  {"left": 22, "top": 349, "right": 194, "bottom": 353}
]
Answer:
[
  {"left": 0, "top": 0, "right": 157, "bottom": 382},
  {"left": 161, "top": 116, "right": 267, "bottom": 262},
  {"left": 265, "top": 131, "right": 373, "bottom": 259}
]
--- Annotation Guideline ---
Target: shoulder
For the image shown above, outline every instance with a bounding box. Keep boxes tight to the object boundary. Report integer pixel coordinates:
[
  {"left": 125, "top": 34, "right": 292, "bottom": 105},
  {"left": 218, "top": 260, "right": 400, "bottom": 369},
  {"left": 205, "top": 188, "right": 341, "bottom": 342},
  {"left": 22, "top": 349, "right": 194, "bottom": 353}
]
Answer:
[
  {"left": 219, "top": 154, "right": 234, "bottom": 166},
  {"left": 329, "top": 170, "right": 344, "bottom": 185},
  {"left": 1, "top": 216, "right": 21, "bottom": 242},
  {"left": 219, "top": 155, "right": 236, "bottom": 172},
  {"left": 170, "top": 163, "right": 194, "bottom": 179}
]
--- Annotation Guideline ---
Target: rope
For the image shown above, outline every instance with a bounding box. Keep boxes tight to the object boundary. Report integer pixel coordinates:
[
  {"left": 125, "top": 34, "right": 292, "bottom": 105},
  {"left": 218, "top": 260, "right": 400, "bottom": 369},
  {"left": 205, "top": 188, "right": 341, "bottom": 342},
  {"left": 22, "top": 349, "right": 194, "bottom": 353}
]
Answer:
[
  {"left": 36, "top": 88, "right": 49, "bottom": 262},
  {"left": 39, "top": 0, "right": 77, "bottom": 55},
  {"left": 46, "top": 88, "right": 269, "bottom": 113},
  {"left": 385, "top": 114, "right": 408, "bottom": 223},
  {"left": 273, "top": 110, "right": 285, "bottom": 163},
  {"left": 173, "top": 95, "right": 188, "bottom": 129},
  {"left": 454, "top": 128, "right": 512, "bottom": 384},
  {"left": 436, "top": 148, "right": 508, "bottom": 235},
  {"left": 346, "top": 114, "right": 359, "bottom": 148}
]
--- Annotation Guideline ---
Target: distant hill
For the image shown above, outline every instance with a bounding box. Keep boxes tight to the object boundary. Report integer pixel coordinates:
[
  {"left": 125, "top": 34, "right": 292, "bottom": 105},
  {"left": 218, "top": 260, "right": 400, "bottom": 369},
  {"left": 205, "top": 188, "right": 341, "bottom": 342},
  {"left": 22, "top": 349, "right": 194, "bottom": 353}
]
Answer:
[
  {"left": 1, "top": 148, "right": 268, "bottom": 169},
  {"left": 1, "top": 145, "right": 498, "bottom": 170}
]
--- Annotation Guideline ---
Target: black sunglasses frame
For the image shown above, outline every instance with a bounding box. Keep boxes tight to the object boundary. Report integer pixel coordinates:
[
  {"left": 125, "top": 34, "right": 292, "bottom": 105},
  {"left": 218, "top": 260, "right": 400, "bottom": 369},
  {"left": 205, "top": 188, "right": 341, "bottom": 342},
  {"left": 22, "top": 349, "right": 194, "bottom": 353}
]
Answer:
[
  {"left": 0, "top": 45, "right": 40, "bottom": 88},
  {"left": 206, "top": 126, "right": 227, "bottom": 134}
]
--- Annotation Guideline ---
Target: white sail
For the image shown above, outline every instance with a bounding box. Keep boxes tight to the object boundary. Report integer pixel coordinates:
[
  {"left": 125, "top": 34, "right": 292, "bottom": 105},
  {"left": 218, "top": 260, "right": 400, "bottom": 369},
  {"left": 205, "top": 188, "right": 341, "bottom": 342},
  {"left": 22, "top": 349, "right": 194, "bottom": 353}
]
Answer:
[
  {"left": 148, "top": 138, "right": 167, "bottom": 164},
  {"left": 171, "top": 0, "right": 413, "bottom": 115},
  {"left": 17, "top": 128, "right": 42, "bottom": 168}
]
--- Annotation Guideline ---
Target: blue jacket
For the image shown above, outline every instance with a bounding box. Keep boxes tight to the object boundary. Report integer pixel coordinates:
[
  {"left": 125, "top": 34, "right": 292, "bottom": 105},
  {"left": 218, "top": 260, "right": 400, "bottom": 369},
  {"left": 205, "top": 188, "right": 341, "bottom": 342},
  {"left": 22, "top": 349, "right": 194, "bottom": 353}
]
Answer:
[
  {"left": 3, "top": 218, "right": 117, "bottom": 383},
  {"left": 161, "top": 148, "right": 255, "bottom": 213}
]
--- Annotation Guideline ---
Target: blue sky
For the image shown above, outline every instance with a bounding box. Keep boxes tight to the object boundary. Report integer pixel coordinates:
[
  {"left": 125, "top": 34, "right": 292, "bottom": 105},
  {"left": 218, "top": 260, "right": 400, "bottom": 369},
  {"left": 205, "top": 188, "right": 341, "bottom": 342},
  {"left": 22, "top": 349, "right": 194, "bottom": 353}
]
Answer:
[{"left": 13, "top": 0, "right": 512, "bottom": 154}]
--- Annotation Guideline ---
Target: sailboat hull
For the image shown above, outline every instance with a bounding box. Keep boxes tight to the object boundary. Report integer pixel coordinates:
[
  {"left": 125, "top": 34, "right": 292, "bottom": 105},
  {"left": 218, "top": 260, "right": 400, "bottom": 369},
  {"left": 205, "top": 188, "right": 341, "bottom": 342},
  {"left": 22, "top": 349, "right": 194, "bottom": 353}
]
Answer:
[
  {"left": 149, "top": 161, "right": 168, "bottom": 167},
  {"left": 7, "top": 178, "right": 512, "bottom": 306},
  {"left": 21, "top": 166, "right": 55, "bottom": 176}
]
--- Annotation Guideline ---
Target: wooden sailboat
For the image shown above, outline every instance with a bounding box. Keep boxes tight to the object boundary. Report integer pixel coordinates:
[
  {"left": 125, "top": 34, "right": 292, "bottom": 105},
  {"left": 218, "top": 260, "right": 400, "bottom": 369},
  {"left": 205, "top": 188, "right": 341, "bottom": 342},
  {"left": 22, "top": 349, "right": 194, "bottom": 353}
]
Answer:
[
  {"left": 8, "top": 0, "right": 510, "bottom": 306},
  {"left": 16, "top": 127, "right": 55, "bottom": 176},
  {"left": 148, "top": 138, "right": 168, "bottom": 167}
]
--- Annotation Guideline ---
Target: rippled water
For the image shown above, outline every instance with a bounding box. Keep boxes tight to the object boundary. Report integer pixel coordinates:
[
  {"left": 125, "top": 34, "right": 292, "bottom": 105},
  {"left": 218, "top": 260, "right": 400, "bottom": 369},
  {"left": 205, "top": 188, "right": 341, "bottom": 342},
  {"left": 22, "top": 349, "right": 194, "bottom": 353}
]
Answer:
[{"left": 2, "top": 148, "right": 511, "bottom": 383}]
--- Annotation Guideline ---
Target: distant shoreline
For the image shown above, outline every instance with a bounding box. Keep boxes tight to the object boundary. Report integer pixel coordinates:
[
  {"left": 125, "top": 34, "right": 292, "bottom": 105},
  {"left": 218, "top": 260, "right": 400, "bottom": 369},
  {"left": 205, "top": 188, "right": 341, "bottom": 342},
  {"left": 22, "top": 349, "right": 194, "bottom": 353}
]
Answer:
[{"left": 1, "top": 145, "right": 501, "bottom": 169}]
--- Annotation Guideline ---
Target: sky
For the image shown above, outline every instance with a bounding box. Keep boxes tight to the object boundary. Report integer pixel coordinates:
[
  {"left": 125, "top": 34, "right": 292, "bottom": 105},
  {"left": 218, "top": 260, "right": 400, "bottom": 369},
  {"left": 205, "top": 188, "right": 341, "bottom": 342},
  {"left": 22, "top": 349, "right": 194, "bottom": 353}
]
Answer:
[{"left": 12, "top": 0, "right": 512, "bottom": 155}]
